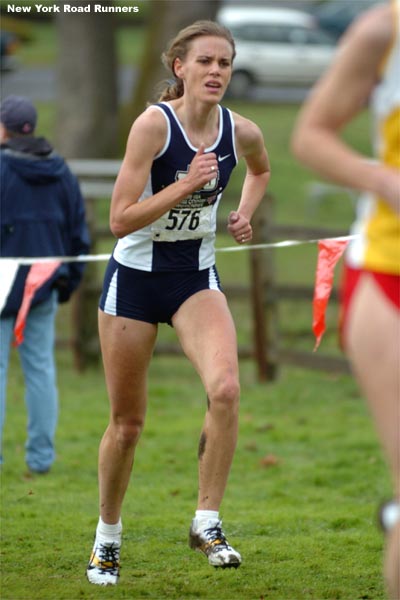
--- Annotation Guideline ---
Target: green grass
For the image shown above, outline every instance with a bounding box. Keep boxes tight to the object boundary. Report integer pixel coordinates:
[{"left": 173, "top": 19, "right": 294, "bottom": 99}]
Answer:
[
  {"left": 1, "top": 18, "right": 388, "bottom": 600},
  {"left": 1, "top": 351, "right": 390, "bottom": 599},
  {"left": 224, "top": 101, "right": 370, "bottom": 227}
]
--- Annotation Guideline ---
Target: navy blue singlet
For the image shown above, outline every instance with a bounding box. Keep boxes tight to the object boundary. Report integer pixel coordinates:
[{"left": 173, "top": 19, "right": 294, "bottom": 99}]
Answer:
[{"left": 113, "top": 102, "right": 238, "bottom": 272}]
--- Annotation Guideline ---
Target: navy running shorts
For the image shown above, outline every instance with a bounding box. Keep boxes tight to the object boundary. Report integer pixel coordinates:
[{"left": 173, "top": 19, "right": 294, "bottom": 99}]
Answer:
[{"left": 99, "top": 256, "right": 223, "bottom": 325}]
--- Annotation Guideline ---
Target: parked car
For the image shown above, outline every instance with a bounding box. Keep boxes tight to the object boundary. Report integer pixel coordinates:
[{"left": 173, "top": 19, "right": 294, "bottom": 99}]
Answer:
[
  {"left": 217, "top": 6, "right": 337, "bottom": 97},
  {"left": 309, "top": 0, "right": 381, "bottom": 40}
]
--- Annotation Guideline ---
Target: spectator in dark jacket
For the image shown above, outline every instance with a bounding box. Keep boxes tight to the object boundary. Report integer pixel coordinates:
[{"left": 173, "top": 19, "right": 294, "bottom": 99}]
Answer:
[{"left": 0, "top": 95, "right": 90, "bottom": 473}]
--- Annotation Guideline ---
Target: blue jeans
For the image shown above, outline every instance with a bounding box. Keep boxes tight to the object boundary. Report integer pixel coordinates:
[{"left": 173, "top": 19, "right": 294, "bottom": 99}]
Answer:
[{"left": 0, "top": 291, "right": 58, "bottom": 472}]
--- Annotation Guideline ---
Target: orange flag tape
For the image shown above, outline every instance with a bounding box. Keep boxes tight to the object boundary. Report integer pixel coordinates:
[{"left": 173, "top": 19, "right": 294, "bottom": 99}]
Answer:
[{"left": 312, "top": 240, "right": 348, "bottom": 351}]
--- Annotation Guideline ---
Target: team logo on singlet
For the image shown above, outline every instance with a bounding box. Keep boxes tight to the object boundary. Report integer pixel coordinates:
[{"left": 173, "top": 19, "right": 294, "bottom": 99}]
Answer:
[{"left": 175, "top": 165, "right": 220, "bottom": 205}]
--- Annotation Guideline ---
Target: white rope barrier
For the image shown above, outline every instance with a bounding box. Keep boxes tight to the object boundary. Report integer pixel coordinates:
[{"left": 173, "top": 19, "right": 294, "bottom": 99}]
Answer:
[{"left": 0, "top": 234, "right": 358, "bottom": 266}]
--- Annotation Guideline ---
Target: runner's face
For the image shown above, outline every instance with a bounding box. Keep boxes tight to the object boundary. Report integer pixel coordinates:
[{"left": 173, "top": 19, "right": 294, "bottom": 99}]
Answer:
[{"left": 174, "top": 36, "right": 233, "bottom": 103}]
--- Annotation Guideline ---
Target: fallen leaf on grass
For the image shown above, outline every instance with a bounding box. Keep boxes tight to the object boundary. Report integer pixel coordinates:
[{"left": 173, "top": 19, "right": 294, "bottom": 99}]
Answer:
[
  {"left": 256, "top": 423, "right": 275, "bottom": 433},
  {"left": 260, "top": 454, "right": 280, "bottom": 468},
  {"left": 244, "top": 442, "right": 259, "bottom": 452}
]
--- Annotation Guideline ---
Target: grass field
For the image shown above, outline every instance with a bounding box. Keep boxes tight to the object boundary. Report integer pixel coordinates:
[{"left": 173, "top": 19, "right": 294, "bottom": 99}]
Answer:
[
  {"left": 1, "top": 350, "right": 391, "bottom": 599},
  {"left": 1, "top": 17, "right": 391, "bottom": 600}
]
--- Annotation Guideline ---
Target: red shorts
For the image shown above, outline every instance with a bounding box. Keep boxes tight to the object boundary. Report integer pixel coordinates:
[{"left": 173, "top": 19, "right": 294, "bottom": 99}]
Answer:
[{"left": 339, "top": 265, "right": 400, "bottom": 346}]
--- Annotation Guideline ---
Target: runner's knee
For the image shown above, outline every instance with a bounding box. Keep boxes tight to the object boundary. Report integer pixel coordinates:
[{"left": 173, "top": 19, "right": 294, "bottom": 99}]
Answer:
[
  {"left": 207, "top": 374, "right": 240, "bottom": 413},
  {"left": 113, "top": 417, "right": 144, "bottom": 450}
]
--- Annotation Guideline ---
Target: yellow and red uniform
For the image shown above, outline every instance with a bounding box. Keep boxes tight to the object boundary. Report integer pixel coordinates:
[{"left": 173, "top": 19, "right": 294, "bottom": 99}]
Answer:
[{"left": 342, "top": 0, "right": 400, "bottom": 323}]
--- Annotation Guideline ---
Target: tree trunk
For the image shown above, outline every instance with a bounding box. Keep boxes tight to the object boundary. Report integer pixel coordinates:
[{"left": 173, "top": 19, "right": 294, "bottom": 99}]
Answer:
[
  {"left": 55, "top": 0, "right": 118, "bottom": 158},
  {"left": 125, "top": 0, "right": 221, "bottom": 132},
  {"left": 55, "top": 1, "right": 119, "bottom": 369}
]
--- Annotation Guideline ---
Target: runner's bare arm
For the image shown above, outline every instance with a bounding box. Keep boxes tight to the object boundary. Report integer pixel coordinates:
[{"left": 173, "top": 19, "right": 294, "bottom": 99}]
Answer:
[
  {"left": 110, "top": 109, "right": 218, "bottom": 238},
  {"left": 227, "top": 114, "right": 270, "bottom": 241},
  {"left": 291, "top": 4, "right": 399, "bottom": 213}
]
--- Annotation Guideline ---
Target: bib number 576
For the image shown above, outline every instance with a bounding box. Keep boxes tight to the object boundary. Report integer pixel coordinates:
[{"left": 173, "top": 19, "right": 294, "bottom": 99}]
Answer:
[{"left": 165, "top": 208, "right": 201, "bottom": 231}]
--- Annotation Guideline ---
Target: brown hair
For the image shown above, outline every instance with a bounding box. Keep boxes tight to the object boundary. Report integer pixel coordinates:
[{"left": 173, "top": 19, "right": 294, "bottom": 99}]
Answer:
[{"left": 157, "top": 20, "right": 236, "bottom": 102}]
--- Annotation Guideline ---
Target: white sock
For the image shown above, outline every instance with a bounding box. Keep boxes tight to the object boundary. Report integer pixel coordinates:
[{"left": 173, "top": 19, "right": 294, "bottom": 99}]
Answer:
[
  {"left": 381, "top": 502, "right": 400, "bottom": 531},
  {"left": 96, "top": 517, "right": 122, "bottom": 544},
  {"left": 195, "top": 510, "right": 219, "bottom": 529}
]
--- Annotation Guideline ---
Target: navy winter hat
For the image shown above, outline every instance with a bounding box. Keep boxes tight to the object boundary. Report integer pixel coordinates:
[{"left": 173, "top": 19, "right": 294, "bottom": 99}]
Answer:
[{"left": 0, "top": 95, "right": 37, "bottom": 134}]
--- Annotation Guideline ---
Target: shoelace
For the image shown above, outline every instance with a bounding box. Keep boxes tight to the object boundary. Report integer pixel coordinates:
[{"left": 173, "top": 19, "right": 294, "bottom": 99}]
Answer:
[
  {"left": 96, "top": 542, "right": 120, "bottom": 574},
  {"left": 203, "top": 525, "right": 231, "bottom": 551}
]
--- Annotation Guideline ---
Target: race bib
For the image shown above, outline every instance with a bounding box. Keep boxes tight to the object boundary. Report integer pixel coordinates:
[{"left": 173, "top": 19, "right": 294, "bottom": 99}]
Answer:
[{"left": 151, "top": 204, "right": 213, "bottom": 242}]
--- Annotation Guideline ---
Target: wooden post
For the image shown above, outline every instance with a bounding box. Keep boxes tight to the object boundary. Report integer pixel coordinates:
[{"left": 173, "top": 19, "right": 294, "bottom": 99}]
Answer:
[{"left": 250, "top": 194, "right": 279, "bottom": 381}]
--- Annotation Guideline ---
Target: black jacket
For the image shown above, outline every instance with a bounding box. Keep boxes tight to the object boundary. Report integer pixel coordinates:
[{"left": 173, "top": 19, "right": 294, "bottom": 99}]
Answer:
[{"left": 1, "top": 136, "right": 90, "bottom": 317}]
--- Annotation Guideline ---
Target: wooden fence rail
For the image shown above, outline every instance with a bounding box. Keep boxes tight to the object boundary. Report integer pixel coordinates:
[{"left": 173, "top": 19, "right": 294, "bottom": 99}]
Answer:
[{"left": 68, "top": 160, "right": 349, "bottom": 380}]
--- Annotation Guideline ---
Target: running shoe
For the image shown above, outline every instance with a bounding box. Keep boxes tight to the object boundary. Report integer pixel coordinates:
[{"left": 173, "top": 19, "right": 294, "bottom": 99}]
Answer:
[
  {"left": 86, "top": 538, "right": 120, "bottom": 585},
  {"left": 189, "top": 519, "right": 241, "bottom": 568}
]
